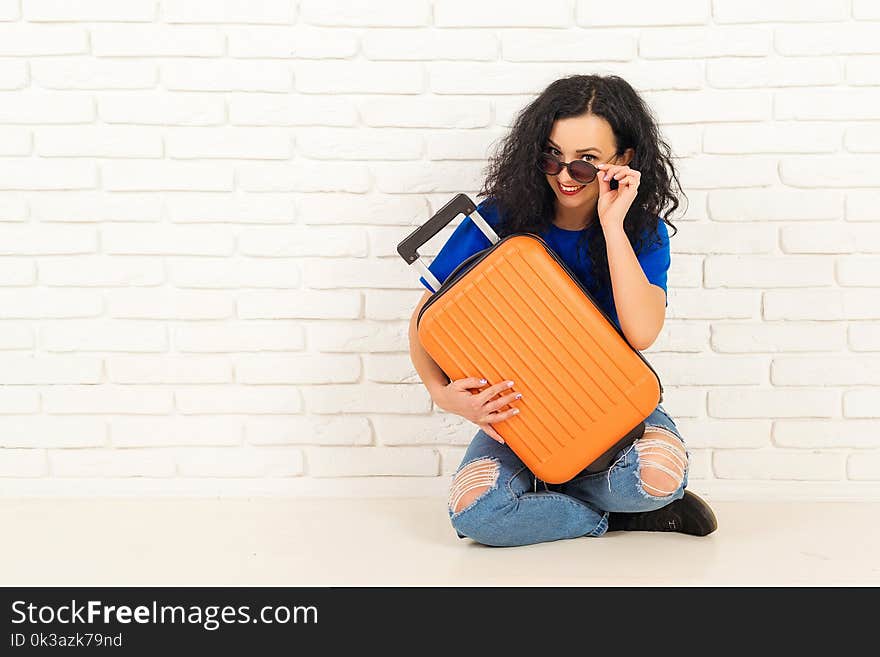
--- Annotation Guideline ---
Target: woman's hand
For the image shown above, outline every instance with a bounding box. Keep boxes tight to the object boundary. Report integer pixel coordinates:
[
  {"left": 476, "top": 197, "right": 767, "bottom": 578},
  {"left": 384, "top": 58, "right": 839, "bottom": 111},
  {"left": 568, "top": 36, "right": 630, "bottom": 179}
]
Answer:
[
  {"left": 431, "top": 377, "right": 522, "bottom": 444},
  {"left": 596, "top": 163, "right": 641, "bottom": 231}
]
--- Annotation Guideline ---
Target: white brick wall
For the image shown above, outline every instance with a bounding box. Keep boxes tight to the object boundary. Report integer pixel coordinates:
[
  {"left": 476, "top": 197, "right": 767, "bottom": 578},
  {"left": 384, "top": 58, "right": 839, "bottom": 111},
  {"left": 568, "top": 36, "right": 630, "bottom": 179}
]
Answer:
[{"left": 1, "top": 0, "right": 879, "bottom": 501}]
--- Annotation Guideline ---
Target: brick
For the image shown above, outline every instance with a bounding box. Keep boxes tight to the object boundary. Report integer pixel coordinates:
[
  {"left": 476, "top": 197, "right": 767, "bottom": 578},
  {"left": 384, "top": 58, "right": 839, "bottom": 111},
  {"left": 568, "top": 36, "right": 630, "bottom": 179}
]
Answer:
[
  {"left": 649, "top": 354, "right": 766, "bottom": 385},
  {"left": 775, "top": 24, "right": 880, "bottom": 56},
  {"left": 365, "top": 290, "right": 425, "bottom": 320},
  {"left": 107, "top": 289, "right": 233, "bottom": 320},
  {"left": 708, "top": 56, "right": 839, "bottom": 88},
  {"left": 436, "top": 0, "right": 569, "bottom": 27},
  {"left": 92, "top": 25, "right": 224, "bottom": 56},
  {"left": 843, "top": 390, "right": 880, "bottom": 418},
  {"left": 0, "top": 449, "right": 47, "bottom": 477},
  {"left": 239, "top": 226, "right": 367, "bottom": 257},
  {"left": 0, "top": 25, "right": 87, "bottom": 55},
  {"left": 306, "top": 446, "right": 438, "bottom": 477},
  {"left": 703, "top": 123, "right": 839, "bottom": 154},
  {"left": 40, "top": 257, "right": 163, "bottom": 287},
  {"left": 671, "top": 223, "right": 776, "bottom": 253},
  {"left": 0, "top": 260, "right": 34, "bottom": 286},
  {"left": 99, "top": 93, "right": 225, "bottom": 126},
  {"left": 239, "top": 162, "right": 369, "bottom": 193},
  {"left": 237, "top": 290, "right": 360, "bottom": 319},
  {"left": 771, "top": 355, "right": 880, "bottom": 386},
  {"left": 848, "top": 453, "right": 880, "bottom": 480},
  {"left": 781, "top": 224, "right": 880, "bottom": 254},
  {"left": 709, "top": 189, "right": 843, "bottom": 221},
  {"left": 302, "top": 384, "right": 431, "bottom": 414},
  {"left": 102, "top": 161, "right": 233, "bottom": 191},
  {"left": 163, "top": 60, "right": 292, "bottom": 92},
  {"left": 298, "top": 127, "right": 421, "bottom": 160},
  {"left": 775, "top": 89, "right": 880, "bottom": 121},
  {"left": 674, "top": 418, "right": 770, "bottom": 448},
  {"left": 295, "top": 61, "right": 422, "bottom": 94},
  {"left": 31, "top": 191, "right": 162, "bottom": 222},
  {"left": 31, "top": 60, "right": 157, "bottom": 90},
  {"left": 42, "top": 320, "right": 166, "bottom": 353},
  {"left": 780, "top": 156, "right": 880, "bottom": 188},
  {"left": 710, "top": 321, "right": 844, "bottom": 353},
  {"left": 175, "top": 447, "right": 304, "bottom": 477},
  {"left": 0, "top": 289, "right": 101, "bottom": 318},
  {"left": 230, "top": 26, "right": 358, "bottom": 59},
  {"left": 847, "top": 191, "right": 880, "bottom": 221},
  {"left": 667, "top": 288, "right": 758, "bottom": 319},
  {"left": 373, "top": 413, "right": 475, "bottom": 446},
  {"left": 108, "top": 356, "right": 232, "bottom": 384},
  {"left": 308, "top": 321, "right": 408, "bottom": 353},
  {"left": 0, "top": 417, "right": 105, "bottom": 448},
  {"left": 713, "top": 0, "right": 847, "bottom": 23},
  {"left": 714, "top": 449, "right": 846, "bottom": 480},
  {"left": 170, "top": 258, "right": 303, "bottom": 289},
  {"left": 674, "top": 156, "right": 777, "bottom": 188},
  {"left": 36, "top": 126, "right": 162, "bottom": 158},
  {"left": 235, "top": 354, "right": 360, "bottom": 384},
  {"left": 365, "top": 354, "right": 420, "bottom": 383},
  {"left": 360, "top": 96, "right": 491, "bottom": 129},
  {"left": 112, "top": 416, "right": 242, "bottom": 447},
  {"left": 707, "top": 388, "right": 837, "bottom": 418},
  {"left": 577, "top": 0, "right": 708, "bottom": 26},
  {"left": 176, "top": 386, "right": 302, "bottom": 415},
  {"left": 49, "top": 448, "right": 176, "bottom": 477},
  {"left": 0, "top": 160, "right": 95, "bottom": 190},
  {"left": 298, "top": 194, "right": 428, "bottom": 228},
  {"left": 763, "top": 289, "right": 880, "bottom": 320},
  {"left": 304, "top": 258, "right": 418, "bottom": 290},
  {"left": 103, "top": 225, "right": 234, "bottom": 256},
  {"left": 0, "top": 388, "right": 39, "bottom": 414},
  {"left": 43, "top": 386, "right": 173, "bottom": 414},
  {"left": 173, "top": 323, "right": 306, "bottom": 353},
  {"left": 705, "top": 255, "right": 833, "bottom": 287},
  {"left": 166, "top": 127, "right": 291, "bottom": 159},
  {"left": 774, "top": 420, "right": 880, "bottom": 449},
  {"left": 164, "top": 0, "right": 294, "bottom": 24},
  {"left": 26, "top": 0, "right": 155, "bottom": 21},
  {"left": 848, "top": 322, "right": 880, "bottom": 351},
  {"left": 639, "top": 26, "right": 769, "bottom": 59},
  {"left": 837, "top": 256, "right": 880, "bottom": 286},
  {"left": 230, "top": 94, "right": 357, "bottom": 126},
  {"left": 246, "top": 416, "right": 371, "bottom": 446},
  {"left": 364, "top": 28, "right": 497, "bottom": 61},
  {"left": 641, "top": 90, "right": 770, "bottom": 124},
  {"left": 166, "top": 192, "right": 294, "bottom": 224},
  {"left": 300, "top": 0, "right": 429, "bottom": 26},
  {"left": 0, "top": 324, "right": 34, "bottom": 350}
]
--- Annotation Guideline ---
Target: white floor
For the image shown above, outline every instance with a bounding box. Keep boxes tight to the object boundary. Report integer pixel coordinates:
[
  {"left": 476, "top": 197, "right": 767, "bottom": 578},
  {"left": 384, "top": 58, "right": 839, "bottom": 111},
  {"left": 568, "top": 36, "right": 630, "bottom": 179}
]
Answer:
[{"left": 2, "top": 497, "right": 878, "bottom": 586}]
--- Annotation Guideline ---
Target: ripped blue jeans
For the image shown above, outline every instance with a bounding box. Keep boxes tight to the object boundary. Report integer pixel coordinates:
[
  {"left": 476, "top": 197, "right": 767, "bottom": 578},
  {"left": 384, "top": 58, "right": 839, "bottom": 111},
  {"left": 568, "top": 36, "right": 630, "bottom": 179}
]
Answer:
[{"left": 447, "top": 403, "right": 690, "bottom": 547}]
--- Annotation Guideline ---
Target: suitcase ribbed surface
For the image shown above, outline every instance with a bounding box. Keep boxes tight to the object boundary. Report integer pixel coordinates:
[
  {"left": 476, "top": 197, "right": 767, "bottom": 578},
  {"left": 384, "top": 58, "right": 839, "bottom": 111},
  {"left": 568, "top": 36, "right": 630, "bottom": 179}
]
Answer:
[{"left": 418, "top": 235, "right": 660, "bottom": 483}]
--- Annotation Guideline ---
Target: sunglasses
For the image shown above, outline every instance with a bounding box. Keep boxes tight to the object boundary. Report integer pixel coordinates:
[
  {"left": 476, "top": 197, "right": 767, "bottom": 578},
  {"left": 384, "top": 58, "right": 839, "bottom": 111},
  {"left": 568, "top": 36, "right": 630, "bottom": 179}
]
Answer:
[{"left": 537, "top": 152, "right": 607, "bottom": 185}]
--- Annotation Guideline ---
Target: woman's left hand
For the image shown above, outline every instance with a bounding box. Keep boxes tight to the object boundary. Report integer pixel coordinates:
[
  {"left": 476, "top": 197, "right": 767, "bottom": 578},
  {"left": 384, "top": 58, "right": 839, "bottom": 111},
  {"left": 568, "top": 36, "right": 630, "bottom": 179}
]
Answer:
[{"left": 596, "top": 163, "right": 640, "bottom": 231}]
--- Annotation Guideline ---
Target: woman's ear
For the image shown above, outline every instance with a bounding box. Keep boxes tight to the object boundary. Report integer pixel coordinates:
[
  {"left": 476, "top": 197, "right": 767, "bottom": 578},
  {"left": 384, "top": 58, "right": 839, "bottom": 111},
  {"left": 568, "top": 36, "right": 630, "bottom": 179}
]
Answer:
[{"left": 620, "top": 147, "right": 635, "bottom": 166}]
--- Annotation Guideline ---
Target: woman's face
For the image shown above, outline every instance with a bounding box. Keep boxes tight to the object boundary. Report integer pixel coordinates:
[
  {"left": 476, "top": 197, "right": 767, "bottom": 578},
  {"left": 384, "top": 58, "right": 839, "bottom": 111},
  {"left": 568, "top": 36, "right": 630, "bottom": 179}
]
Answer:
[{"left": 544, "top": 113, "right": 624, "bottom": 213}]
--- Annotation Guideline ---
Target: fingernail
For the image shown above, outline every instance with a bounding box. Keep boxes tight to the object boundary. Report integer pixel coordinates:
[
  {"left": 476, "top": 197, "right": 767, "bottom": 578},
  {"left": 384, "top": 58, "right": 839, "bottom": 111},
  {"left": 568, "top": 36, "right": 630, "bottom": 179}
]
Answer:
[
  {"left": 512, "top": 408, "right": 520, "bottom": 414},
  {"left": 515, "top": 393, "right": 522, "bottom": 399},
  {"left": 507, "top": 381, "right": 514, "bottom": 387},
  {"left": 479, "top": 378, "right": 487, "bottom": 384},
  {"left": 604, "top": 174, "right": 610, "bottom": 181}
]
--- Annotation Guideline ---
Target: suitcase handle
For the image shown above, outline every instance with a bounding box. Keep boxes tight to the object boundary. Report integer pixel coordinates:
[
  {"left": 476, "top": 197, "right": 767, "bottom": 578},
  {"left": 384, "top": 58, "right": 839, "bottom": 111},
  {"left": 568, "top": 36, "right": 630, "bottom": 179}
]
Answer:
[{"left": 397, "top": 193, "right": 500, "bottom": 292}]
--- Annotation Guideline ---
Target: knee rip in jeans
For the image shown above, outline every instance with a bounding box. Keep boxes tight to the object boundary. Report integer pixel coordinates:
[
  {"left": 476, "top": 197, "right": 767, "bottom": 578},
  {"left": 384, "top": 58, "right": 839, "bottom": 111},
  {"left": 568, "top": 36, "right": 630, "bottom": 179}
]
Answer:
[
  {"left": 635, "top": 428, "right": 688, "bottom": 497},
  {"left": 448, "top": 457, "right": 500, "bottom": 514}
]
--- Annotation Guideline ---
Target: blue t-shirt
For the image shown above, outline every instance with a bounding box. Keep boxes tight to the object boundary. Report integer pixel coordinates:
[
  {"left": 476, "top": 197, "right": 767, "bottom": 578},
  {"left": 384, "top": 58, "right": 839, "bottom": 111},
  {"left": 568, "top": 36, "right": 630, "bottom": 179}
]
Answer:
[{"left": 418, "top": 198, "right": 670, "bottom": 330}]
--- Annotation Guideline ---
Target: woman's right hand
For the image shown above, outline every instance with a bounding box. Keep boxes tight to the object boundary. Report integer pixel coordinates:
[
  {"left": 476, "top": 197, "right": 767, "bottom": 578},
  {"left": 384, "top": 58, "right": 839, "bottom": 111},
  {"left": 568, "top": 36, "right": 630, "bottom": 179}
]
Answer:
[{"left": 431, "top": 377, "right": 522, "bottom": 444}]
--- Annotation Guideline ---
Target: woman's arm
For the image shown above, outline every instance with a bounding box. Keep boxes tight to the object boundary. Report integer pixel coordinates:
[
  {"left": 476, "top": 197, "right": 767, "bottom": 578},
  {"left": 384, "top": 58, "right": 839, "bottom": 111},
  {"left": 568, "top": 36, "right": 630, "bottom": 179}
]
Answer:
[
  {"left": 603, "top": 223, "right": 666, "bottom": 351},
  {"left": 409, "top": 290, "right": 450, "bottom": 398}
]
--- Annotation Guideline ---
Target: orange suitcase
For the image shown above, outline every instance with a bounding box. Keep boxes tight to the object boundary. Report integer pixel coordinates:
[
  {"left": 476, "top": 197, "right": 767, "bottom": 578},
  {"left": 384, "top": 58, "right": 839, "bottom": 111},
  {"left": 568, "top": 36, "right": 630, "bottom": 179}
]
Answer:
[{"left": 398, "top": 194, "right": 664, "bottom": 484}]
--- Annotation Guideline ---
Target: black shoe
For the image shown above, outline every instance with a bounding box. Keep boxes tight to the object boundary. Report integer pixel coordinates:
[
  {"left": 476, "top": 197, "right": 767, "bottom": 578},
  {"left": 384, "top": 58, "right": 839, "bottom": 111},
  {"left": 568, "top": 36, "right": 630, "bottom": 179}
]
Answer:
[{"left": 606, "top": 490, "right": 717, "bottom": 536}]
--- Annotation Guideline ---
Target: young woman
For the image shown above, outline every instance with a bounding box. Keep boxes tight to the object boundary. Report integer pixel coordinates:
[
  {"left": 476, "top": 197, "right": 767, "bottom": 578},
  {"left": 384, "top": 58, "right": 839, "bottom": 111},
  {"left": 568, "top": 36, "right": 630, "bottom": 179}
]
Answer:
[{"left": 408, "top": 74, "right": 717, "bottom": 547}]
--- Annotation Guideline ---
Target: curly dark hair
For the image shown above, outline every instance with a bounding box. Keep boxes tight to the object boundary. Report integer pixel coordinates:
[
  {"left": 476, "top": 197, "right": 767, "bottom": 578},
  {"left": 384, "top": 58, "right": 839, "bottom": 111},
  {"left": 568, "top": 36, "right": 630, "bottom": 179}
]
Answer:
[{"left": 477, "top": 74, "right": 685, "bottom": 303}]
